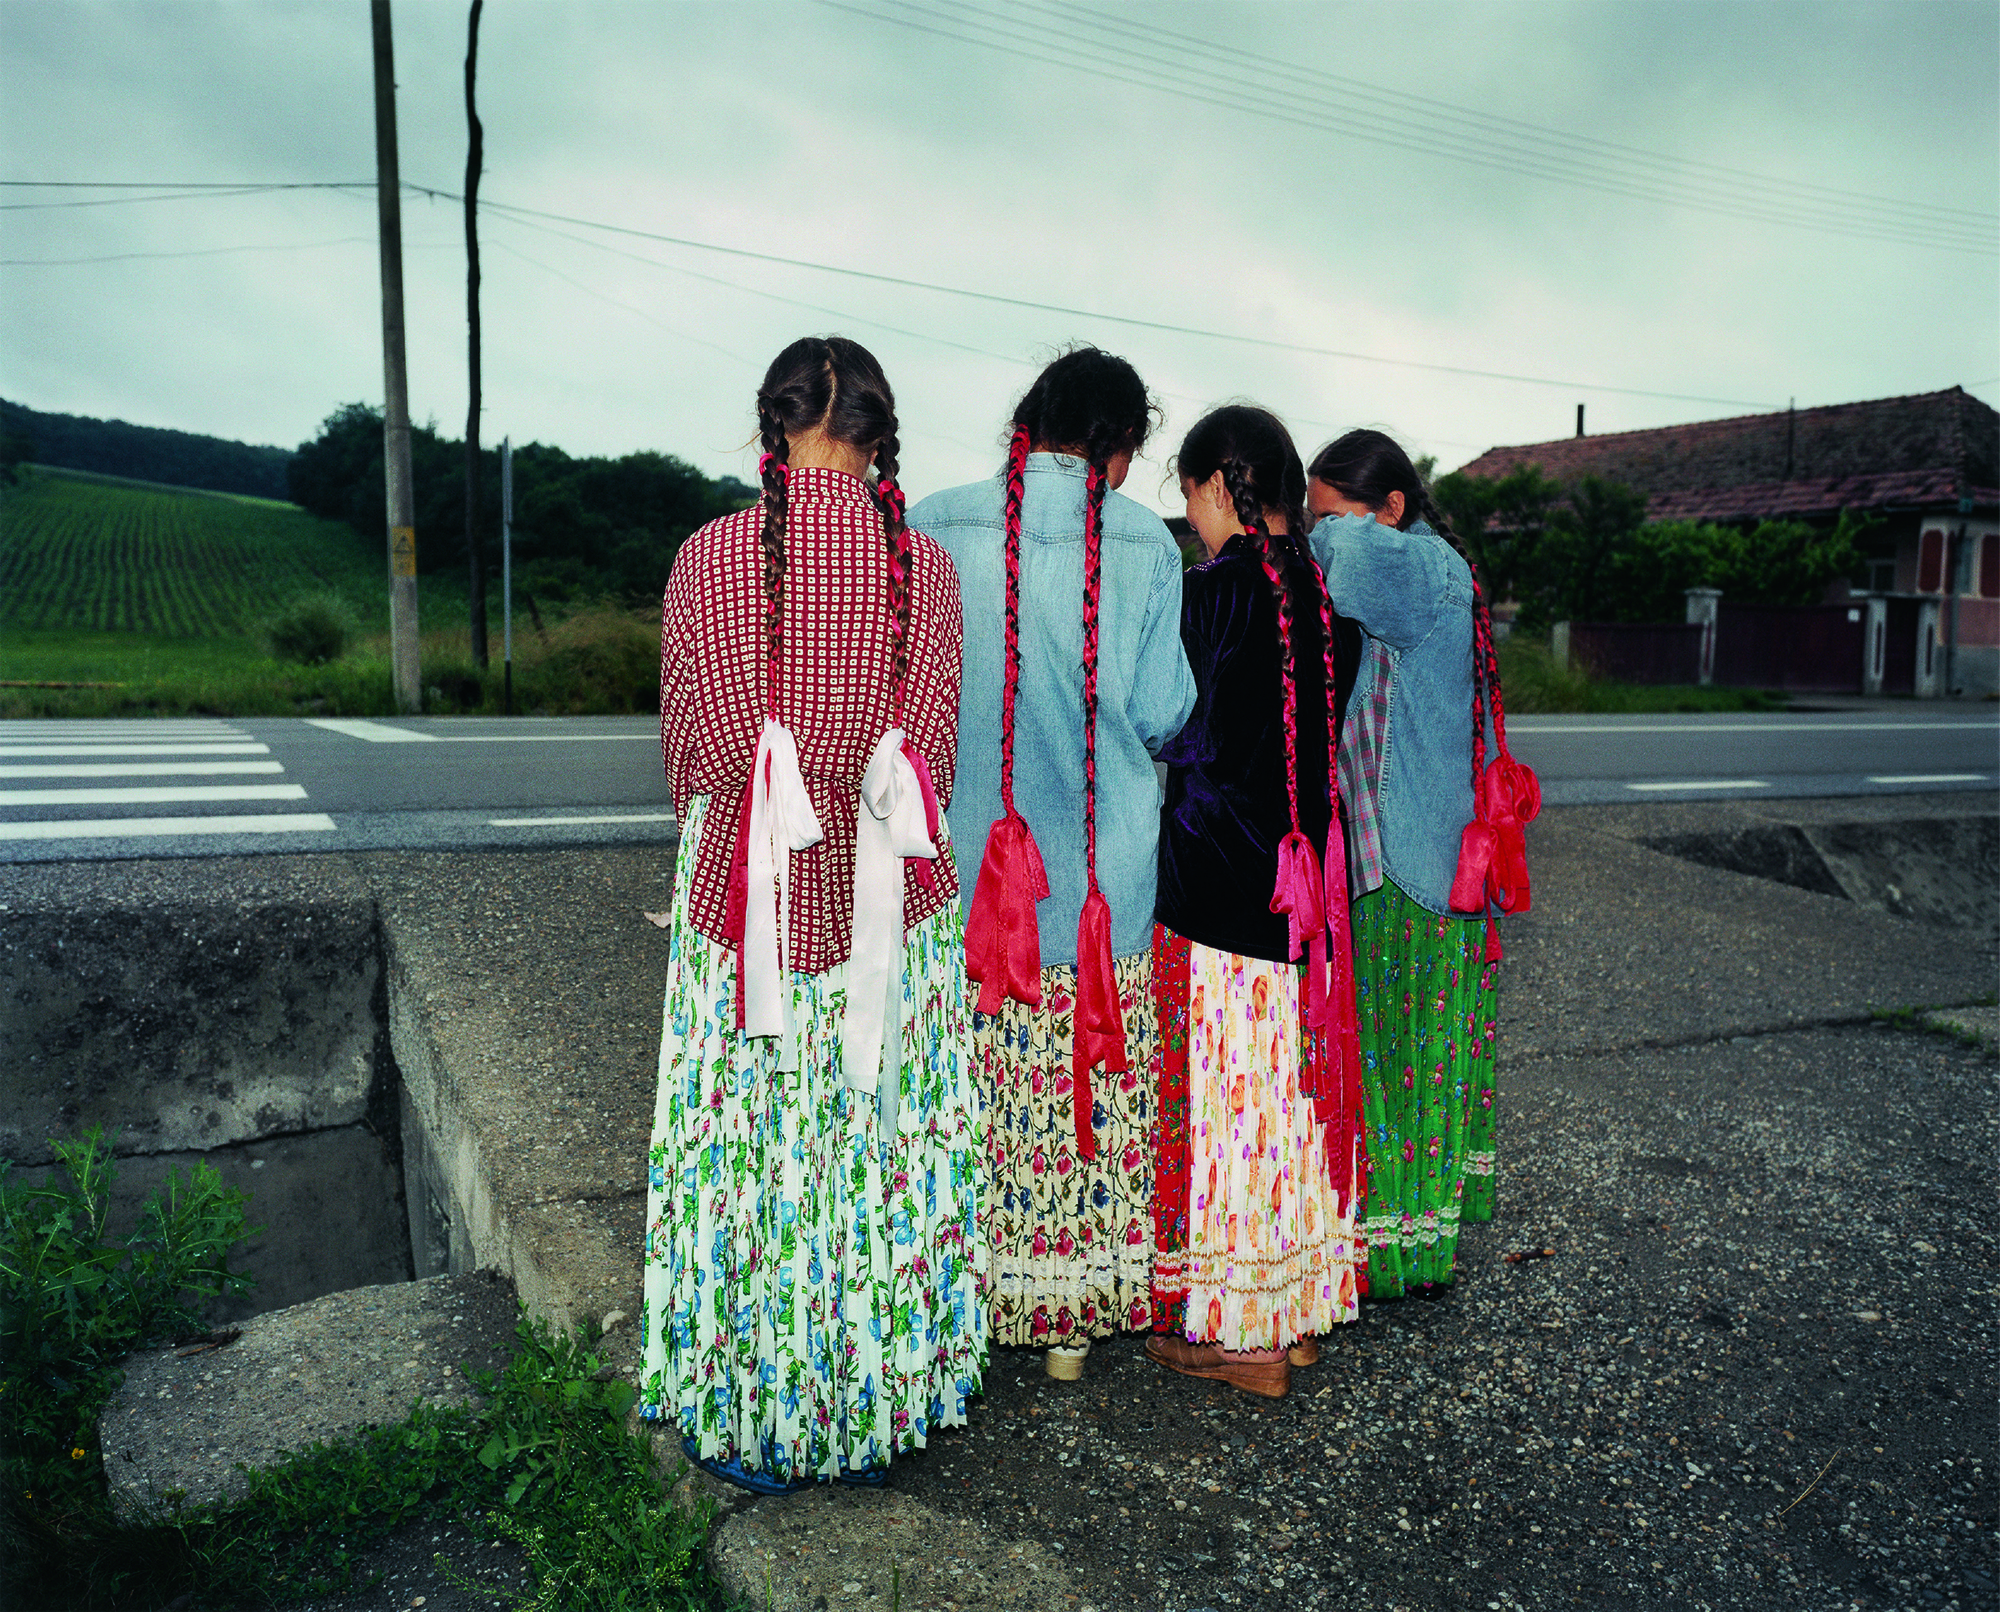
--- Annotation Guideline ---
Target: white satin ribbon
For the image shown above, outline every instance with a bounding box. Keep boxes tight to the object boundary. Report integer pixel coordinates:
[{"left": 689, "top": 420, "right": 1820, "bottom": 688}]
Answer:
[
  {"left": 742, "top": 717, "right": 823, "bottom": 1070},
  {"left": 843, "top": 728, "right": 937, "bottom": 1133}
]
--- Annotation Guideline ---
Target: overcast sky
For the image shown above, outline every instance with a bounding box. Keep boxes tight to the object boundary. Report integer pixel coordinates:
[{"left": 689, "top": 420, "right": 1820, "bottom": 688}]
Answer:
[{"left": 3, "top": 0, "right": 1995, "bottom": 515}]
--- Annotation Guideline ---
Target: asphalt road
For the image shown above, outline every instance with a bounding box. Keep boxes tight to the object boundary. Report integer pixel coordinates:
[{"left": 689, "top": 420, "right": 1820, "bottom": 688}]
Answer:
[{"left": 0, "top": 708, "right": 1993, "bottom": 862}]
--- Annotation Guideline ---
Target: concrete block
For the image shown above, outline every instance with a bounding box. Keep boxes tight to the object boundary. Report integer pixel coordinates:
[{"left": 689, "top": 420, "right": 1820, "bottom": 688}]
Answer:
[
  {"left": 99, "top": 1269, "right": 517, "bottom": 1520},
  {"left": 0, "top": 888, "right": 383, "bottom": 1165}
]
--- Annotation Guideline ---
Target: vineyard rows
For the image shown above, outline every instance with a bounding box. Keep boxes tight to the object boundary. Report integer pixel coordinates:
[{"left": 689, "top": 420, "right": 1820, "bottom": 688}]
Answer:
[{"left": 0, "top": 472, "right": 386, "bottom": 637}]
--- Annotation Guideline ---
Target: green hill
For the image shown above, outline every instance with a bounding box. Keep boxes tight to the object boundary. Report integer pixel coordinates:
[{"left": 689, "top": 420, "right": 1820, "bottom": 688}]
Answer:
[
  {"left": 0, "top": 468, "right": 387, "bottom": 637},
  {"left": 0, "top": 398, "right": 292, "bottom": 500}
]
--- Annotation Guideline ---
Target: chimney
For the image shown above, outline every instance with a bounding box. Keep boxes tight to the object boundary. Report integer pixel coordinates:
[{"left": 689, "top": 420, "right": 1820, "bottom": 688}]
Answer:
[{"left": 1576, "top": 404, "right": 1585, "bottom": 438}]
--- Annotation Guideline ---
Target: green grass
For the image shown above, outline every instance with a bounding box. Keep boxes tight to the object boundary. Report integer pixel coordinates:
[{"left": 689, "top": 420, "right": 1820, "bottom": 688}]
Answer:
[
  {"left": 3, "top": 1129, "right": 729, "bottom": 1612},
  {"left": 0, "top": 468, "right": 386, "bottom": 637},
  {"left": 1498, "top": 637, "right": 1786, "bottom": 714},
  {"left": 0, "top": 468, "right": 1785, "bottom": 721},
  {"left": 0, "top": 469, "right": 660, "bottom": 718}
]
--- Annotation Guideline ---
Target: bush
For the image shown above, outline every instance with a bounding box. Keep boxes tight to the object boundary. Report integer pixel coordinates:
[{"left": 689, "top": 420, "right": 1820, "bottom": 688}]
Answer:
[
  {"left": 1, "top": 1129, "right": 254, "bottom": 1602},
  {"left": 514, "top": 602, "right": 659, "bottom": 715},
  {"left": 263, "top": 590, "right": 356, "bottom": 664}
]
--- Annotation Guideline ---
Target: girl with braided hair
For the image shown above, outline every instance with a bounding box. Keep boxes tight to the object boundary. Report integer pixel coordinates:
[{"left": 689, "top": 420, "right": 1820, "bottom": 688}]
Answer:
[
  {"left": 1306, "top": 427, "right": 1520, "bottom": 1298},
  {"left": 908, "top": 348, "right": 1194, "bottom": 1382},
  {"left": 648, "top": 336, "right": 983, "bottom": 1491},
  {"left": 1149, "top": 405, "right": 1366, "bottom": 1400}
]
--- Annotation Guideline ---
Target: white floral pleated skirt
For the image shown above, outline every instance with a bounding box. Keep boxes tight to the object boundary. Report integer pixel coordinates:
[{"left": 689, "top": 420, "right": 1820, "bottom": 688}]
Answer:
[{"left": 639, "top": 794, "right": 987, "bottom": 1480}]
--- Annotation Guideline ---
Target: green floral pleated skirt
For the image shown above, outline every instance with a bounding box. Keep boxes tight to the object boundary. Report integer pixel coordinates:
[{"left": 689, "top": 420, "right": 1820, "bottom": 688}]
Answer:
[
  {"left": 638, "top": 794, "right": 987, "bottom": 1481},
  {"left": 1351, "top": 879, "right": 1499, "bottom": 1296}
]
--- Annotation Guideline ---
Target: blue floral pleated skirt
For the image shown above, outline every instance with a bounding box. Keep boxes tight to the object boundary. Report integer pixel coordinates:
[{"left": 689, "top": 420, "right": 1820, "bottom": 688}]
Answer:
[{"left": 639, "top": 794, "right": 987, "bottom": 1479}]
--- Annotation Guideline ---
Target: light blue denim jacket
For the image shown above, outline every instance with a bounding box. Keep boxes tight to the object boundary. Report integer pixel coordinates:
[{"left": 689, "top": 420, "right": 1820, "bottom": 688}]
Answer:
[
  {"left": 910, "top": 456, "right": 1195, "bottom": 964},
  {"left": 1309, "top": 514, "right": 1480, "bottom": 915}
]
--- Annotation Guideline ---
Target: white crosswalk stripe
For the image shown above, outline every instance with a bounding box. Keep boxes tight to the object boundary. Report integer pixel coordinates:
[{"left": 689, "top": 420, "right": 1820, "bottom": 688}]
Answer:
[{"left": 0, "top": 720, "right": 334, "bottom": 847}]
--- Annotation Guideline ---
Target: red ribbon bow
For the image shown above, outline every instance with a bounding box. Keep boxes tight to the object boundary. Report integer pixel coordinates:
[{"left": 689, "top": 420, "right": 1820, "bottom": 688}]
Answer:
[
  {"left": 1449, "top": 754, "right": 1542, "bottom": 918},
  {"left": 1275, "top": 824, "right": 1367, "bottom": 1210},
  {"left": 963, "top": 811, "right": 1048, "bottom": 1014}
]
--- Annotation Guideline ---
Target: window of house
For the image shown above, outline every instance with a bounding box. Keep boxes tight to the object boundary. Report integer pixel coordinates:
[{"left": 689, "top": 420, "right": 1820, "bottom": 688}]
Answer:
[
  {"left": 1866, "top": 558, "right": 1896, "bottom": 593},
  {"left": 1918, "top": 529, "right": 1944, "bottom": 592}
]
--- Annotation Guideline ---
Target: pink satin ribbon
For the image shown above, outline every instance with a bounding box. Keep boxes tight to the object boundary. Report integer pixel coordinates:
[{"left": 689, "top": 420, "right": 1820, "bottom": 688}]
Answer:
[
  {"left": 1450, "top": 755, "right": 1543, "bottom": 917},
  {"left": 900, "top": 740, "right": 941, "bottom": 896}
]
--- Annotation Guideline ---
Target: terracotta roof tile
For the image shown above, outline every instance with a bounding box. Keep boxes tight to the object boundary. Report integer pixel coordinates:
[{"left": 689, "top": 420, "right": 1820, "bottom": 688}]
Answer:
[{"left": 1455, "top": 386, "right": 1999, "bottom": 517}]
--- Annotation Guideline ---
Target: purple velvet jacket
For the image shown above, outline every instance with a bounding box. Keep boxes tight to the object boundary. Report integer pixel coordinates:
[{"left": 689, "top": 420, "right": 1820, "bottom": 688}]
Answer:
[{"left": 1155, "top": 533, "right": 1363, "bottom": 964}]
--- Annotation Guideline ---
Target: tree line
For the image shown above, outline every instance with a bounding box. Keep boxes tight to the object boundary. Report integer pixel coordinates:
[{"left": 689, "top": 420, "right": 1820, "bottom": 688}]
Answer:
[
  {"left": 287, "top": 403, "right": 756, "bottom": 607},
  {"left": 0, "top": 399, "right": 292, "bottom": 500},
  {"left": 1430, "top": 463, "right": 1871, "bottom": 629}
]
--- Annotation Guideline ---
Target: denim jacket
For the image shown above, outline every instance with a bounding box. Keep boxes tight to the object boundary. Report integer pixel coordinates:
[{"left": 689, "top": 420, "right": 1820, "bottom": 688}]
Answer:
[
  {"left": 910, "top": 456, "right": 1196, "bottom": 964},
  {"left": 1308, "top": 515, "right": 1478, "bottom": 915}
]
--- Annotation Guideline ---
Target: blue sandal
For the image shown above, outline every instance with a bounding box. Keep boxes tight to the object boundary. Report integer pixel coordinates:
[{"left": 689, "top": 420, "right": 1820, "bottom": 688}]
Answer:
[{"left": 835, "top": 1465, "right": 888, "bottom": 1488}]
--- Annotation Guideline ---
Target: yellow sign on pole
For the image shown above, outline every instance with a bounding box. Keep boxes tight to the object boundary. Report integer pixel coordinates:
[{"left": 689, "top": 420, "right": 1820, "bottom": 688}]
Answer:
[{"left": 391, "top": 526, "right": 417, "bottom": 578}]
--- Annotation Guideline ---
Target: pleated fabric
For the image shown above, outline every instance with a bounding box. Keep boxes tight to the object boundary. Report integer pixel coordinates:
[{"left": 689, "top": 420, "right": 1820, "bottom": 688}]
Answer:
[
  {"left": 1350, "top": 878, "right": 1500, "bottom": 1296},
  {"left": 1153, "top": 928, "right": 1359, "bottom": 1350},
  {"left": 639, "top": 794, "right": 987, "bottom": 1480},
  {"left": 976, "top": 949, "right": 1157, "bottom": 1346}
]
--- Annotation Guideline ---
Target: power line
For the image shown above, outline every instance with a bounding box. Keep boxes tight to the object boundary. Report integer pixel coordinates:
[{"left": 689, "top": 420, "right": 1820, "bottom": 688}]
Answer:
[
  {"left": 0, "top": 181, "right": 374, "bottom": 211},
  {"left": 451, "top": 188, "right": 1783, "bottom": 407},
  {"left": 0, "top": 235, "right": 377, "bottom": 267},
  {"left": 0, "top": 171, "right": 1793, "bottom": 407},
  {"left": 818, "top": 0, "right": 1994, "bottom": 255},
  {"left": 0, "top": 180, "right": 377, "bottom": 189},
  {"left": 863, "top": 0, "right": 1995, "bottom": 250},
  {"left": 1038, "top": 0, "right": 1994, "bottom": 233}
]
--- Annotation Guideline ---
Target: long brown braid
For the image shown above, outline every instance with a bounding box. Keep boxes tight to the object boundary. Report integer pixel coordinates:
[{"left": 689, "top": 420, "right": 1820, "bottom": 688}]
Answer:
[
  {"left": 751, "top": 336, "right": 903, "bottom": 716},
  {"left": 871, "top": 425, "right": 913, "bottom": 718},
  {"left": 755, "top": 398, "right": 791, "bottom": 716}
]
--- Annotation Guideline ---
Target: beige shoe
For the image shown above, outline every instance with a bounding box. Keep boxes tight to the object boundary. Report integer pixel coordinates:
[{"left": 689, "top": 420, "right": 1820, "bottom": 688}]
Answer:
[
  {"left": 1045, "top": 1340, "right": 1089, "bottom": 1381},
  {"left": 1287, "top": 1337, "right": 1320, "bottom": 1367}
]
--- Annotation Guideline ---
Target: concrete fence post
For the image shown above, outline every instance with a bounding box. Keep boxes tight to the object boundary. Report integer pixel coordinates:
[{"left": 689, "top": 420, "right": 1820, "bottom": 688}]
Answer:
[
  {"left": 1914, "top": 599, "right": 1942, "bottom": 698},
  {"left": 1684, "top": 587, "right": 1722, "bottom": 685},
  {"left": 1550, "top": 620, "right": 1570, "bottom": 671},
  {"left": 1862, "top": 595, "right": 1888, "bottom": 696}
]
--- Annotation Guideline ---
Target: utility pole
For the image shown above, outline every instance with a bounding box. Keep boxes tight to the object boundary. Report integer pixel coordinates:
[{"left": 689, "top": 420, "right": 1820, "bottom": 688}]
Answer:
[
  {"left": 463, "top": 0, "right": 488, "bottom": 667},
  {"left": 502, "top": 438, "right": 514, "bottom": 715},
  {"left": 372, "top": 0, "right": 420, "bottom": 712}
]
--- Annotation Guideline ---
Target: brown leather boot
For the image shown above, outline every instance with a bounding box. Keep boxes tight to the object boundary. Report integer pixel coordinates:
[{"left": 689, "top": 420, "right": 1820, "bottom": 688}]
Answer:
[
  {"left": 1287, "top": 1337, "right": 1320, "bottom": 1367},
  {"left": 1145, "top": 1334, "right": 1290, "bottom": 1399}
]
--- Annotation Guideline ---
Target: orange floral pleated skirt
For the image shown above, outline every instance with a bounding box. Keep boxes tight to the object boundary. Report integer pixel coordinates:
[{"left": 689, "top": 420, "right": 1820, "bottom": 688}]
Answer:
[{"left": 1151, "top": 927, "right": 1359, "bottom": 1350}]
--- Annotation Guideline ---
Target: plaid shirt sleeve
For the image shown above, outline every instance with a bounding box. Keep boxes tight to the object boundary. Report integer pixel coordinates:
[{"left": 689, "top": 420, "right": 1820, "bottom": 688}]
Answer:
[{"left": 1337, "top": 634, "right": 1393, "bottom": 898}]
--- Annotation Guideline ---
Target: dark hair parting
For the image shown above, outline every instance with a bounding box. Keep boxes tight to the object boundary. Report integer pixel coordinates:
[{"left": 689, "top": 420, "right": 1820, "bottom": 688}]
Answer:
[{"left": 752, "top": 335, "right": 906, "bottom": 715}]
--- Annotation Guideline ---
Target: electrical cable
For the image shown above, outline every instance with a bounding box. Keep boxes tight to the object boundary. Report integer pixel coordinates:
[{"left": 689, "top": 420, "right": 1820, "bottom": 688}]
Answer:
[
  {"left": 450, "top": 187, "right": 1783, "bottom": 407},
  {"left": 0, "top": 181, "right": 374, "bottom": 212},
  {"left": 1027, "top": 0, "right": 1994, "bottom": 232},
  {"left": 817, "top": 0, "right": 1994, "bottom": 254},
  {"left": 0, "top": 235, "right": 378, "bottom": 267}
]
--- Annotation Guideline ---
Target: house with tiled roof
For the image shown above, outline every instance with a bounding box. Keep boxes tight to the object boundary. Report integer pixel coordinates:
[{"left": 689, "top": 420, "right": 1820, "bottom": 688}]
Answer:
[{"left": 1455, "top": 386, "right": 1999, "bottom": 696}]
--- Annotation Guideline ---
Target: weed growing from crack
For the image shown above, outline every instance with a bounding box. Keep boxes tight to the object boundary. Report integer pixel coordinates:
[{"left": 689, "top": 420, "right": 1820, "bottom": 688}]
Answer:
[{"left": 1, "top": 1127, "right": 725, "bottom": 1609}]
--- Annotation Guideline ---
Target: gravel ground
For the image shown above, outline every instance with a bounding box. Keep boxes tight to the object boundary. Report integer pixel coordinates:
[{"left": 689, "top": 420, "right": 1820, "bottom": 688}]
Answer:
[
  {"left": 886, "top": 1018, "right": 1998, "bottom": 1612},
  {"left": 265, "top": 1517, "right": 533, "bottom": 1612}
]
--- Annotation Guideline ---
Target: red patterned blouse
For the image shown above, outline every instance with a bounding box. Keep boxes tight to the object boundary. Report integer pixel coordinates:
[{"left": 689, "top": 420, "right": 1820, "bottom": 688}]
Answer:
[{"left": 660, "top": 466, "right": 963, "bottom": 974}]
